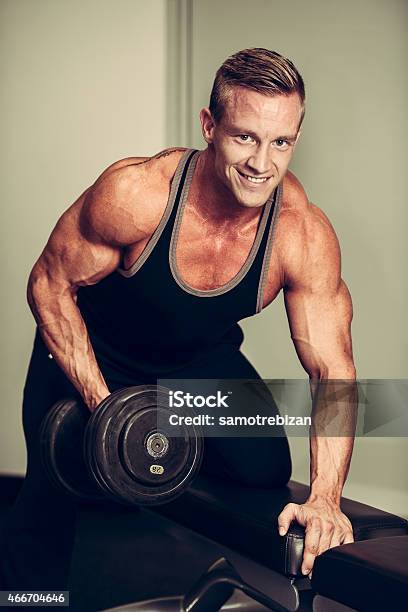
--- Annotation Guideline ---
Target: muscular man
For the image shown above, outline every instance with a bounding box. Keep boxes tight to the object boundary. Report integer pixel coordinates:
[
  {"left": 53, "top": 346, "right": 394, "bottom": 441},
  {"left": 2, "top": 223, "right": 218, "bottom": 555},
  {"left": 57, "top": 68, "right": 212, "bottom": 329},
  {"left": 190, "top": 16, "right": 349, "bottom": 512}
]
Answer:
[{"left": 1, "top": 48, "right": 355, "bottom": 592}]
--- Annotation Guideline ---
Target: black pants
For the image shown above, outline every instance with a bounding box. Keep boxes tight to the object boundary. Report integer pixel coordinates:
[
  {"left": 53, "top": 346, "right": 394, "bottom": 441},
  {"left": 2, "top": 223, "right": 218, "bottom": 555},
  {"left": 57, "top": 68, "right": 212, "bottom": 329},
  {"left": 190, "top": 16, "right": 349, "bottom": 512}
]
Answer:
[{"left": 0, "top": 332, "right": 291, "bottom": 592}]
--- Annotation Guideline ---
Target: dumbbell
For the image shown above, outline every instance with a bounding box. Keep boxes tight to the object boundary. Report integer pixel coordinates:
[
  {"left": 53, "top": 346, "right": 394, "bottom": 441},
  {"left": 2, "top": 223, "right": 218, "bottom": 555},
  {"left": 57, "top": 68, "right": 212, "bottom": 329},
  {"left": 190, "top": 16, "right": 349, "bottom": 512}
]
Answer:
[{"left": 40, "top": 385, "right": 203, "bottom": 506}]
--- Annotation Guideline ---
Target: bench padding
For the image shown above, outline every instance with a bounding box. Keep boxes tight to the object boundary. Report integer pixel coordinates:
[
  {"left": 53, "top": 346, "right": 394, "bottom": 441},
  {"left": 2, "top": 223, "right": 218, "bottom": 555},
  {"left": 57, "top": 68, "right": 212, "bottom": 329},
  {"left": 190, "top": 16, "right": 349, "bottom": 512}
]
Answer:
[
  {"left": 156, "top": 475, "right": 408, "bottom": 576},
  {"left": 312, "top": 535, "right": 408, "bottom": 611}
]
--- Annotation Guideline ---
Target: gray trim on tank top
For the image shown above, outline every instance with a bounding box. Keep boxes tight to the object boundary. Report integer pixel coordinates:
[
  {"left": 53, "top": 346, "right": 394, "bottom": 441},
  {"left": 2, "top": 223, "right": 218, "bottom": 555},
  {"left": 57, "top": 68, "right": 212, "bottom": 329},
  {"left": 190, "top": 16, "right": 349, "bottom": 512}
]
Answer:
[
  {"left": 169, "top": 150, "right": 275, "bottom": 297},
  {"left": 117, "top": 149, "right": 194, "bottom": 278},
  {"left": 255, "top": 181, "right": 283, "bottom": 313}
]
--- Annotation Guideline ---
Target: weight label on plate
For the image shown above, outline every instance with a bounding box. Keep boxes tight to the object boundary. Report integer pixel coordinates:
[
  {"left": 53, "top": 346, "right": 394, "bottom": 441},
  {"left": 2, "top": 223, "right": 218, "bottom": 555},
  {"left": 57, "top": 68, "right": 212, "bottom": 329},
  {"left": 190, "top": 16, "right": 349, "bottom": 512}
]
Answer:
[{"left": 150, "top": 464, "right": 164, "bottom": 474}]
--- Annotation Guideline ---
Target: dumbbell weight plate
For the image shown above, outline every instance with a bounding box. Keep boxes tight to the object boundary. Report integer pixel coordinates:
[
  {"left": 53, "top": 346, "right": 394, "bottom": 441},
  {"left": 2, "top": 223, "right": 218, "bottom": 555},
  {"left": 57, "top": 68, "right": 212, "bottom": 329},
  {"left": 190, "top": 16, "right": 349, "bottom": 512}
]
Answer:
[
  {"left": 40, "top": 398, "right": 105, "bottom": 503},
  {"left": 85, "top": 385, "right": 203, "bottom": 506},
  {"left": 119, "top": 409, "right": 189, "bottom": 486}
]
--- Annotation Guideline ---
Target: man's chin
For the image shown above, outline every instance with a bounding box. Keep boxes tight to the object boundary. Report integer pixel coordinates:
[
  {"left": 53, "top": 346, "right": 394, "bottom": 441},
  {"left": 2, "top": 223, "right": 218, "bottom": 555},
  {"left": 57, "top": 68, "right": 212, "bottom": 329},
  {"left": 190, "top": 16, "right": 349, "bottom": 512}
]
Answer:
[{"left": 234, "top": 189, "right": 274, "bottom": 209}]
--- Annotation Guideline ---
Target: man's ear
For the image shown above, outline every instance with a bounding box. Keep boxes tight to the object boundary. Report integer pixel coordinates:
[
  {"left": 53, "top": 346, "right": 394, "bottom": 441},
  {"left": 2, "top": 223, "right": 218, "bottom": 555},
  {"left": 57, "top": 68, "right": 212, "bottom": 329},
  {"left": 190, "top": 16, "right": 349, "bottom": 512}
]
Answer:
[{"left": 200, "top": 107, "right": 216, "bottom": 144}]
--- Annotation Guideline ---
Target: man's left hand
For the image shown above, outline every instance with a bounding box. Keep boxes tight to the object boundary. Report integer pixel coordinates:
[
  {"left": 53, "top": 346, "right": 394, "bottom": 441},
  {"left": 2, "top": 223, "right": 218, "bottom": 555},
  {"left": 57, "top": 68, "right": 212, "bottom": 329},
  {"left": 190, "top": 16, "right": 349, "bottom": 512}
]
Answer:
[{"left": 277, "top": 498, "right": 354, "bottom": 575}]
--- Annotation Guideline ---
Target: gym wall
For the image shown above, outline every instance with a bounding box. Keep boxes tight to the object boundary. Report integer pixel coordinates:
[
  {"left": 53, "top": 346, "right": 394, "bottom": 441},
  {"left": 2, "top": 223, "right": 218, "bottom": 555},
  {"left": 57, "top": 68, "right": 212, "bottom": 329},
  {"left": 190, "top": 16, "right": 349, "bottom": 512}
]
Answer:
[
  {"left": 0, "top": 0, "right": 167, "bottom": 470},
  {"left": 1, "top": 0, "right": 407, "bottom": 517},
  {"left": 170, "top": 0, "right": 408, "bottom": 515}
]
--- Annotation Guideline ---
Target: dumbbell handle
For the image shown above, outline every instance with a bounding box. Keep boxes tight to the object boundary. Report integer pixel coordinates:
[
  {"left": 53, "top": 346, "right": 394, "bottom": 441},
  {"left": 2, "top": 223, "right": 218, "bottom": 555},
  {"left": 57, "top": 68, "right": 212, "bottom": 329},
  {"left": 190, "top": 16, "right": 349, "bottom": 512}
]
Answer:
[{"left": 183, "top": 557, "right": 289, "bottom": 612}]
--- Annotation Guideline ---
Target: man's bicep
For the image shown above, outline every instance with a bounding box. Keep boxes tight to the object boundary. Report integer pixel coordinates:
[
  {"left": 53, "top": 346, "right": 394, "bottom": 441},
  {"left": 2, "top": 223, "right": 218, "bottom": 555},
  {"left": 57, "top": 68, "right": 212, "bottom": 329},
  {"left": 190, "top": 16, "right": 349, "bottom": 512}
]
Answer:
[
  {"left": 29, "top": 188, "right": 121, "bottom": 296},
  {"left": 281, "top": 203, "right": 355, "bottom": 377},
  {"left": 284, "top": 280, "right": 354, "bottom": 378}
]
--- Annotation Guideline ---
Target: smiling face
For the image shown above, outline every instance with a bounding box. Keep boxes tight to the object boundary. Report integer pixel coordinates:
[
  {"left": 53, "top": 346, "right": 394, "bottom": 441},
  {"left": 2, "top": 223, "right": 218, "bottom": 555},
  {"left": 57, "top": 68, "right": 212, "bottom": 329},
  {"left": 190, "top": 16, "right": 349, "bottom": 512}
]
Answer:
[{"left": 200, "top": 87, "right": 303, "bottom": 208}]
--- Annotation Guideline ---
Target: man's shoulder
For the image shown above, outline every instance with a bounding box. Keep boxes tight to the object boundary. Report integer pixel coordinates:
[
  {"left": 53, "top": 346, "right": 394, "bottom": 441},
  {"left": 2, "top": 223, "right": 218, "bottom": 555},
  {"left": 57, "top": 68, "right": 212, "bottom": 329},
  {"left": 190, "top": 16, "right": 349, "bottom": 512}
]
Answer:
[
  {"left": 280, "top": 171, "right": 309, "bottom": 223},
  {"left": 277, "top": 172, "right": 340, "bottom": 280},
  {"left": 93, "top": 147, "right": 188, "bottom": 191},
  {"left": 280, "top": 171, "right": 335, "bottom": 241},
  {"left": 83, "top": 148, "right": 187, "bottom": 245}
]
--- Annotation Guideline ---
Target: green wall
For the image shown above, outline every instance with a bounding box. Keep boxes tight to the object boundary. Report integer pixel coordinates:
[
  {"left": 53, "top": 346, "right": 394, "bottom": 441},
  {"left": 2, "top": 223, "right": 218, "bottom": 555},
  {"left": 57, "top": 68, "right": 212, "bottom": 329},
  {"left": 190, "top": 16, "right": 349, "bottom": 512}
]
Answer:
[{"left": 0, "top": 0, "right": 167, "bottom": 473}]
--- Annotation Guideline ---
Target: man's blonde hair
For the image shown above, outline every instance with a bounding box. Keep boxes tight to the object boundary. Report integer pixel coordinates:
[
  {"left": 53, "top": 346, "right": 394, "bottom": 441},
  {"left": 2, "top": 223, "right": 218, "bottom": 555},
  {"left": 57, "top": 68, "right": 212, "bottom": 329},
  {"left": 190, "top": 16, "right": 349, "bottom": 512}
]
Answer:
[{"left": 209, "top": 48, "right": 305, "bottom": 126}]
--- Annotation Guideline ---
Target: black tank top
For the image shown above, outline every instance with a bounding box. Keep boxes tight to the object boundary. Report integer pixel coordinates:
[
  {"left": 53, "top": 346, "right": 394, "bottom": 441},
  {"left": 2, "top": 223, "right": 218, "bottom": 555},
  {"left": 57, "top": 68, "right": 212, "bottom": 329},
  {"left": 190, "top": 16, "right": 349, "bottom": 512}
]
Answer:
[{"left": 76, "top": 149, "right": 282, "bottom": 380}]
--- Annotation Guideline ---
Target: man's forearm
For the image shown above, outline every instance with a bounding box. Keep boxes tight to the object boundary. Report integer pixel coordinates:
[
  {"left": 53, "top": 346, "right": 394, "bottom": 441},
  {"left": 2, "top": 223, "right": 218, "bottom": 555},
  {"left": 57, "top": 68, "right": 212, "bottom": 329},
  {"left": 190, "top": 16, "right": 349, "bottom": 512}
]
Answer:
[
  {"left": 308, "top": 379, "right": 358, "bottom": 504},
  {"left": 28, "top": 281, "right": 110, "bottom": 411},
  {"left": 309, "top": 435, "right": 354, "bottom": 504}
]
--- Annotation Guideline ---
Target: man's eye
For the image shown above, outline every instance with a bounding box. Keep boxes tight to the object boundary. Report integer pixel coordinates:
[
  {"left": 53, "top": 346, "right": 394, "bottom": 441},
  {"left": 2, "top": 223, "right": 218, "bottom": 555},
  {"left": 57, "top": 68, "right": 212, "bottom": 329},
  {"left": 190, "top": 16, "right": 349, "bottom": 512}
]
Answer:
[
  {"left": 238, "top": 135, "right": 254, "bottom": 143},
  {"left": 274, "top": 139, "right": 289, "bottom": 149}
]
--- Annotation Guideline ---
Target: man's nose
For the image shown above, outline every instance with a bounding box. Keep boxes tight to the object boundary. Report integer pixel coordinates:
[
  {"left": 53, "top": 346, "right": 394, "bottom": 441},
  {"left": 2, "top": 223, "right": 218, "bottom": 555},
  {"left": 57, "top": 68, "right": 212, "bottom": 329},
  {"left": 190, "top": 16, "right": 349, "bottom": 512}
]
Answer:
[{"left": 246, "top": 145, "right": 272, "bottom": 175}]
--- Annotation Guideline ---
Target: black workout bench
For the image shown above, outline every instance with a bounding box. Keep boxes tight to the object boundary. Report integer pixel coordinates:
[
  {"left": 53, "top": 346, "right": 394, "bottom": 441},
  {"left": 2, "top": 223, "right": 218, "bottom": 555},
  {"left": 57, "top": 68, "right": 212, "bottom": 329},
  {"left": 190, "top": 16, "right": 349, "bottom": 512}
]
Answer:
[
  {"left": 152, "top": 473, "right": 408, "bottom": 610},
  {"left": 1, "top": 475, "right": 407, "bottom": 611}
]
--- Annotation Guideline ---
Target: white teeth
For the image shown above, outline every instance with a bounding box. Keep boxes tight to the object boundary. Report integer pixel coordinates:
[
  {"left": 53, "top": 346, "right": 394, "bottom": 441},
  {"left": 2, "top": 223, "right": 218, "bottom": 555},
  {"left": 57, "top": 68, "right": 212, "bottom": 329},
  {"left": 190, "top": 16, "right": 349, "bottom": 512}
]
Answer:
[{"left": 241, "top": 173, "right": 268, "bottom": 183}]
